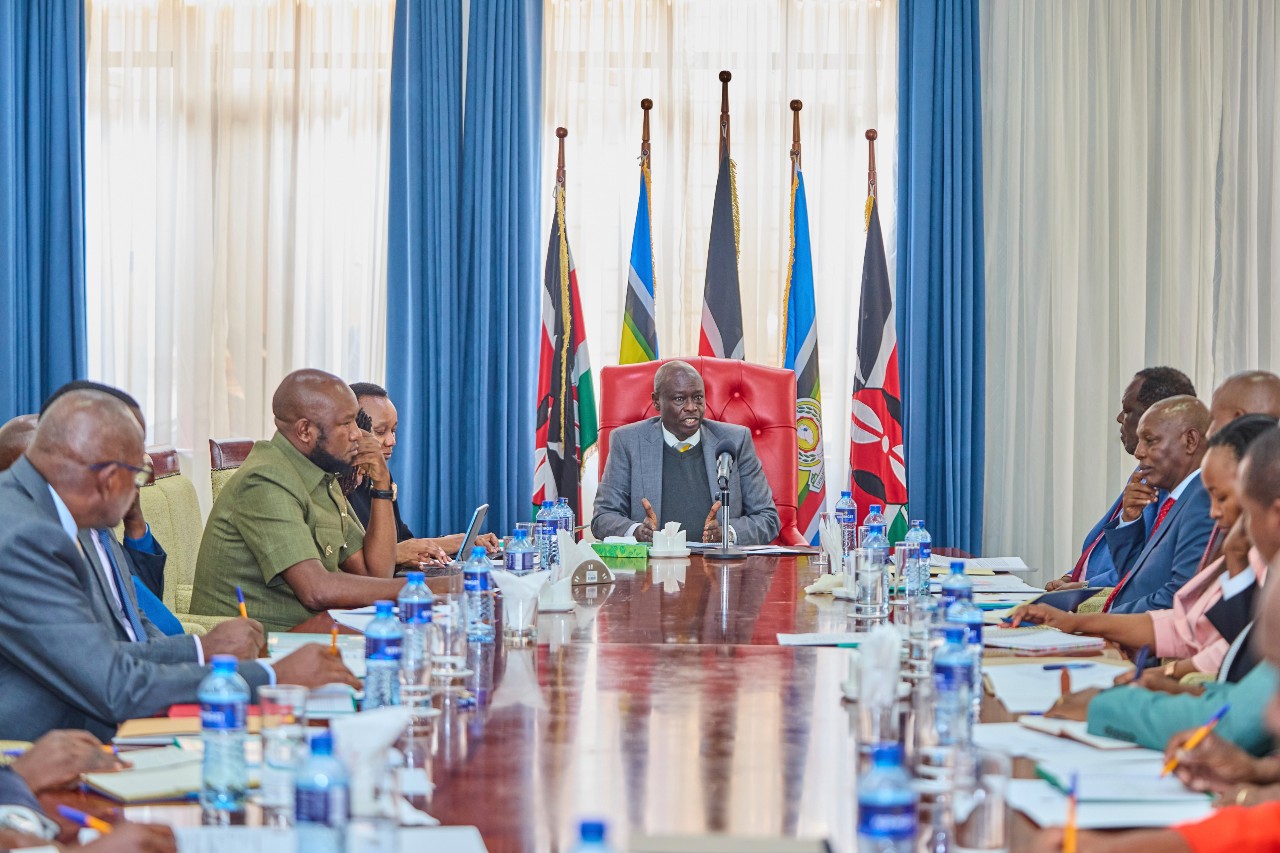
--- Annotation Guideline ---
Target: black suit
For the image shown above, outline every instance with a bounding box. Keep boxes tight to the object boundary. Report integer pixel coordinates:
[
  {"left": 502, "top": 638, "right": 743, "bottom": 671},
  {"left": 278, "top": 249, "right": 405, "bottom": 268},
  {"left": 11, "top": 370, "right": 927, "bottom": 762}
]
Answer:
[{"left": 123, "top": 537, "right": 167, "bottom": 598}]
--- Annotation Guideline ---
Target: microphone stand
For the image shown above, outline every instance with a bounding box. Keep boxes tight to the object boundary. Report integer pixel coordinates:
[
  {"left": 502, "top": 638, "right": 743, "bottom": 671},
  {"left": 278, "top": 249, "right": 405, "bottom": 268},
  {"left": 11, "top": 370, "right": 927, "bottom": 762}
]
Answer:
[{"left": 704, "top": 474, "right": 746, "bottom": 561}]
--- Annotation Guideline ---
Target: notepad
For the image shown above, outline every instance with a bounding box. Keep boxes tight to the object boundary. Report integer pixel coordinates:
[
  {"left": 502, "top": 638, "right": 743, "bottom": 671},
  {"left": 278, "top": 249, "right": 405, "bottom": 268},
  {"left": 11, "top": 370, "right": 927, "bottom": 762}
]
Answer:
[
  {"left": 1036, "top": 760, "right": 1211, "bottom": 802},
  {"left": 982, "top": 626, "right": 1105, "bottom": 654},
  {"left": 1018, "top": 716, "right": 1138, "bottom": 750},
  {"left": 982, "top": 662, "right": 1129, "bottom": 714},
  {"left": 1007, "top": 779, "right": 1214, "bottom": 829},
  {"left": 114, "top": 715, "right": 263, "bottom": 745},
  {"left": 268, "top": 632, "right": 366, "bottom": 677}
]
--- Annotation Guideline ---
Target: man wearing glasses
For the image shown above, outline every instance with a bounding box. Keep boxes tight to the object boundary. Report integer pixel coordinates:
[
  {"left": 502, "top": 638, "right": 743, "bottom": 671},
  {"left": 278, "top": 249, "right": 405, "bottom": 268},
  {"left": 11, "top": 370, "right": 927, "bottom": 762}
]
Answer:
[{"left": 0, "top": 389, "right": 358, "bottom": 741}]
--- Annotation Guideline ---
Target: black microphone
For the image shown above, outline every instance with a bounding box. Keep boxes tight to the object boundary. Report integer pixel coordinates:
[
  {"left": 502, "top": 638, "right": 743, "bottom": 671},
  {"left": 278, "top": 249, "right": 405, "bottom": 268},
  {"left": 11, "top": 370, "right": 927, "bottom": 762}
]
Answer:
[{"left": 714, "top": 441, "right": 735, "bottom": 487}]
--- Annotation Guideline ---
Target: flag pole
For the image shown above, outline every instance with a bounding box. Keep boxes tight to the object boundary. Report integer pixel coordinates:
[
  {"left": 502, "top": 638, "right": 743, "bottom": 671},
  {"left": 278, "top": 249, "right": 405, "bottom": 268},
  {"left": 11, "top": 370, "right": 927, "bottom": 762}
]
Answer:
[
  {"left": 790, "top": 99, "right": 803, "bottom": 178},
  {"left": 719, "top": 70, "right": 732, "bottom": 158},
  {"left": 866, "top": 128, "right": 878, "bottom": 198},
  {"left": 640, "top": 98, "right": 652, "bottom": 166},
  {"left": 556, "top": 126, "right": 568, "bottom": 187}
]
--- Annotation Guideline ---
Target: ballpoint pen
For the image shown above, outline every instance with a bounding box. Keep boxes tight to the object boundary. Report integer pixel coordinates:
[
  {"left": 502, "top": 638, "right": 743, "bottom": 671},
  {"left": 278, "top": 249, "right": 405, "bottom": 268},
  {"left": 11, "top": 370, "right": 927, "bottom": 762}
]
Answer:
[
  {"left": 1162, "top": 704, "right": 1230, "bottom": 777},
  {"left": 236, "top": 585, "right": 248, "bottom": 619}
]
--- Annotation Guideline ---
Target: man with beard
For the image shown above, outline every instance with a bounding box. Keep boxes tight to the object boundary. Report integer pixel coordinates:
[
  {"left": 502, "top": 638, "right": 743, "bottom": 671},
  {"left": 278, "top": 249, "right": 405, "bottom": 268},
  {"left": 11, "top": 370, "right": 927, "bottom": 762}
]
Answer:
[{"left": 191, "top": 369, "right": 424, "bottom": 631}]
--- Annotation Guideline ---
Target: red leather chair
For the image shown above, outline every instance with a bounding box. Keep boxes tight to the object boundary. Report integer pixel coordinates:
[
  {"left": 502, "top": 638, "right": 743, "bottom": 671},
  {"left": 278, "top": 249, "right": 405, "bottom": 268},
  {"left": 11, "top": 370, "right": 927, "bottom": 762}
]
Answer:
[{"left": 598, "top": 356, "right": 808, "bottom": 546}]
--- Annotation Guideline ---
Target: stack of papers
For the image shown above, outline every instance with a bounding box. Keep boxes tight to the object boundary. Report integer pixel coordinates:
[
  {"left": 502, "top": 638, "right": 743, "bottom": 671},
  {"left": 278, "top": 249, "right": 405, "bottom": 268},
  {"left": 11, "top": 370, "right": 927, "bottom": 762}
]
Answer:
[
  {"left": 1007, "top": 779, "right": 1214, "bottom": 829},
  {"left": 776, "top": 632, "right": 870, "bottom": 647},
  {"left": 974, "top": 723, "right": 1139, "bottom": 763},
  {"left": 982, "top": 626, "right": 1105, "bottom": 654},
  {"left": 929, "top": 555, "right": 1031, "bottom": 573},
  {"left": 84, "top": 745, "right": 264, "bottom": 802},
  {"left": 983, "top": 662, "right": 1128, "bottom": 714}
]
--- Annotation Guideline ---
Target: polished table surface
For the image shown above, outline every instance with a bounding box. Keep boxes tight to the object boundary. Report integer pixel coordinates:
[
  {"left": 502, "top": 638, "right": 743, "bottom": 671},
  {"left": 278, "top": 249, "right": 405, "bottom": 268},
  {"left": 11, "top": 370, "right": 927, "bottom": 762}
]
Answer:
[{"left": 51, "top": 553, "right": 1062, "bottom": 852}]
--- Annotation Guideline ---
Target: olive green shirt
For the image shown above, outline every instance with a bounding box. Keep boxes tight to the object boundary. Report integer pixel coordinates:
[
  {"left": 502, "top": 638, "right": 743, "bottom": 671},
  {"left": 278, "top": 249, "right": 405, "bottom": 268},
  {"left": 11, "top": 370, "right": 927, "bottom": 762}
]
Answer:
[{"left": 191, "top": 431, "right": 365, "bottom": 631}]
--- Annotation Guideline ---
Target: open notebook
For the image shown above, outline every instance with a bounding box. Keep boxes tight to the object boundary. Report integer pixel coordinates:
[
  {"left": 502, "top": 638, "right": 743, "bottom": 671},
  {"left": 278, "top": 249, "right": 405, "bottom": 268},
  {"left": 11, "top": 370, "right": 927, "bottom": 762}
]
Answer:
[{"left": 82, "top": 746, "right": 259, "bottom": 802}]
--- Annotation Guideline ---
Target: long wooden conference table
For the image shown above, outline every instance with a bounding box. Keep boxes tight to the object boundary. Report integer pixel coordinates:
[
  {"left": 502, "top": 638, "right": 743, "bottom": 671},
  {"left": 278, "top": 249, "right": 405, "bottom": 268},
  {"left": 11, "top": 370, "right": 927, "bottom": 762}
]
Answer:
[{"left": 45, "top": 553, "right": 1058, "bottom": 852}]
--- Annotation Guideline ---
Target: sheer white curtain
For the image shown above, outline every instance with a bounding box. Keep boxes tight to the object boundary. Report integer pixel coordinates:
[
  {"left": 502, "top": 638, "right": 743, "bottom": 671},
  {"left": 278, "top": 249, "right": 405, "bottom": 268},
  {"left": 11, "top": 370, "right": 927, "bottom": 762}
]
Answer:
[
  {"left": 542, "top": 0, "right": 898, "bottom": 508},
  {"left": 982, "top": 0, "right": 1280, "bottom": 582},
  {"left": 85, "top": 0, "right": 394, "bottom": 509}
]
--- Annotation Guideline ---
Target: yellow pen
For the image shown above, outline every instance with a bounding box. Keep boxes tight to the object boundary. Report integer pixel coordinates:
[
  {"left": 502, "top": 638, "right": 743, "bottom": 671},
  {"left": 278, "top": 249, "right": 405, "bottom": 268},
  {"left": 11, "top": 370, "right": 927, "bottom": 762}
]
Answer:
[
  {"left": 235, "top": 585, "right": 248, "bottom": 619},
  {"left": 1162, "top": 704, "right": 1230, "bottom": 777}
]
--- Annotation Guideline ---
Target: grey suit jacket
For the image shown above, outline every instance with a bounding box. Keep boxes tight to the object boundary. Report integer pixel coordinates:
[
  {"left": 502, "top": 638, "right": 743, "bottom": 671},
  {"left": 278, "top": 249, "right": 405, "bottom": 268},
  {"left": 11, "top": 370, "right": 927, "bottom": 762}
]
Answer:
[
  {"left": 1101, "top": 472, "right": 1215, "bottom": 614},
  {"left": 0, "top": 458, "right": 270, "bottom": 742},
  {"left": 591, "top": 418, "right": 780, "bottom": 545}
]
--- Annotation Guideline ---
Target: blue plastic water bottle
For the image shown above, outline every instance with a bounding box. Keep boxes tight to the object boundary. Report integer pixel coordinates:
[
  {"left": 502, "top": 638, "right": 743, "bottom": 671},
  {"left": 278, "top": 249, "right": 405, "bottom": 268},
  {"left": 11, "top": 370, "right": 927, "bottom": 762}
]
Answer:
[
  {"left": 571, "top": 819, "right": 617, "bottom": 853},
  {"left": 363, "top": 600, "right": 403, "bottom": 709},
  {"left": 503, "top": 529, "right": 536, "bottom": 575},
  {"left": 946, "top": 595, "right": 985, "bottom": 724},
  {"left": 398, "top": 571, "right": 434, "bottom": 708},
  {"left": 857, "top": 743, "right": 918, "bottom": 853},
  {"left": 939, "top": 560, "right": 974, "bottom": 611},
  {"left": 555, "top": 496, "right": 576, "bottom": 537},
  {"left": 903, "top": 519, "right": 932, "bottom": 597},
  {"left": 466, "top": 545, "right": 496, "bottom": 641},
  {"left": 835, "top": 490, "right": 859, "bottom": 555},
  {"left": 199, "top": 655, "right": 249, "bottom": 824},
  {"left": 295, "top": 731, "right": 349, "bottom": 853},
  {"left": 536, "top": 500, "right": 559, "bottom": 570},
  {"left": 932, "top": 625, "right": 974, "bottom": 746}
]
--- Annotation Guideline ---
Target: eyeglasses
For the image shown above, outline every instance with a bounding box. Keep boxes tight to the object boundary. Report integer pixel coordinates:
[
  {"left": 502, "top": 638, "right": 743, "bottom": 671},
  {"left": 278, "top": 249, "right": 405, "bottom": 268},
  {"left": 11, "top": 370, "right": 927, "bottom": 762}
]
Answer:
[{"left": 89, "top": 460, "right": 154, "bottom": 488}]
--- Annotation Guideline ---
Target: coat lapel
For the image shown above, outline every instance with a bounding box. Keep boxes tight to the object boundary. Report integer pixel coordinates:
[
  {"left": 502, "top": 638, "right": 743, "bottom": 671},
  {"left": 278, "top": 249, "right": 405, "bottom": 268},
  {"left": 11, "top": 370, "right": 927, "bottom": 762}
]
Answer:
[
  {"left": 78, "top": 529, "right": 134, "bottom": 639},
  {"left": 640, "top": 421, "right": 664, "bottom": 520},
  {"left": 1130, "top": 477, "right": 1196, "bottom": 575}
]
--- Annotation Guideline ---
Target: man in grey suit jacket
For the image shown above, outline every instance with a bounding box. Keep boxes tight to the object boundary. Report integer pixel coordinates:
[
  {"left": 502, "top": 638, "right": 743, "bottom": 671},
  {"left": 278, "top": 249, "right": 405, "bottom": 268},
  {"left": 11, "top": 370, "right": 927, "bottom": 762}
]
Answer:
[
  {"left": 1103, "top": 395, "right": 1216, "bottom": 613},
  {"left": 0, "top": 390, "right": 358, "bottom": 742},
  {"left": 592, "top": 361, "right": 780, "bottom": 546}
]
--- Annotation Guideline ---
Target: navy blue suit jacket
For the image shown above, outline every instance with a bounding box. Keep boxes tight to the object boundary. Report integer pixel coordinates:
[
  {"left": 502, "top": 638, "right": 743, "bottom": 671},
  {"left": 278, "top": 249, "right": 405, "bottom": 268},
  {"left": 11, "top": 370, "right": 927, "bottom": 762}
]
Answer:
[{"left": 1102, "top": 472, "right": 1214, "bottom": 614}]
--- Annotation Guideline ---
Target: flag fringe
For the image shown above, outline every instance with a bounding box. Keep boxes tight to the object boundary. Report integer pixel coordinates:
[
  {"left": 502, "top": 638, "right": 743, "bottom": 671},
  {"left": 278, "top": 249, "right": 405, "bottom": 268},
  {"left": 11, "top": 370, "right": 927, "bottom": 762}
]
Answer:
[
  {"left": 729, "top": 158, "right": 741, "bottom": 261},
  {"left": 556, "top": 186, "right": 572, "bottom": 464}
]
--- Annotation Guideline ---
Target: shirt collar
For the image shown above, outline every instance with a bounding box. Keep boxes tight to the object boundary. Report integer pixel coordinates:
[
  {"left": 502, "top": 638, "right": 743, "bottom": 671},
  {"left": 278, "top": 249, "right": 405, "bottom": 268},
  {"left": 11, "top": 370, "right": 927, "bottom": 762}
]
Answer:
[
  {"left": 1219, "top": 565, "right": 1257, "bottom": 600},
  {"left": 661, "top": 425, "right": 701, "bottom": 449},
  {"left": 46, "top": 484, "right": 80, "bottom": 544},
  {"left": 1168, "top": 468, "right": 1201, "bottom": 502},
  {"left": 271, "top": 430, "right": 332, "bottom": 493}
]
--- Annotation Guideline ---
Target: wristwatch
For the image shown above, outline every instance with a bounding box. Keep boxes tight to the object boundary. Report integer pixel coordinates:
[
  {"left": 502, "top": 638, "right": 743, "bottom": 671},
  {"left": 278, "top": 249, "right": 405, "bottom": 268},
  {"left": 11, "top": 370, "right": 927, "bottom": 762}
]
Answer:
[
  {"left": 1164, "top": 661, "right": 1178, "bottom": 679},
  {"left": 369, "top": 486, "right": 395, "bottom": 501}
]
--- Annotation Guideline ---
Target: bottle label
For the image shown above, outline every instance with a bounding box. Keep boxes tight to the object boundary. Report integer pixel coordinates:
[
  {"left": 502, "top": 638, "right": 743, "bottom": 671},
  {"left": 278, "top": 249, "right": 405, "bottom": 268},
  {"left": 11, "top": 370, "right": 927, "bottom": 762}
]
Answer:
[
  {"left": 295, "top": 785, "right": 349, "bottom": 826},
  {"left": 504, "top": 551, "right": 535, "bottom": 573},
  {"left": 201, "top": 700, "right": 245, "bottom": 731},
  {"left": 919, "top": 543, "right": 931, "bottom": 561},
  {"left": 399, "top": 601, "right": 433, "bottom": 625},
  {"left": 933, "top": 660, "right": 973, "bottom": 692},
  {"left": 963, "top": 622, "right": 983, "bottom": 645},
  {"left": 365, "top": 636, "right": 402, "bottom": 662},
  {"left": 858, "top": 801, "right": 917, "bottom": 839},
  {"left": 835, "top": 508, "right": 856, "bottom": 524},
  {"left": 464, "top": 570, "right": 493, "bottom": 592}
]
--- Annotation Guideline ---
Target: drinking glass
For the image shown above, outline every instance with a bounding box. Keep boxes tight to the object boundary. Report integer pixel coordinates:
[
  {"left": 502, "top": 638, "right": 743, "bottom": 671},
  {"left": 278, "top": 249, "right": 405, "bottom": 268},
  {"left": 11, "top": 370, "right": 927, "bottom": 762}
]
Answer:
[
  {"left": 852, "top": 547, "right": 887, "bottom": 618},
  {"left": 891, "top": 541, "right": 918, "bottom": 621},
  {"left": 953, "top": 748, "right": 1011, "bottom": 853},
  {"left": 430, "top": 593, "right": 470, "bottom": 682},
  {"left": 491, "top": 569, "right": 548, "bottom": 646},
  {"left": 812, "top": 511, "right": 835, "bottom": 571},
  {"left": 258, "top": 685, "right": 308, "bottom": 828}
]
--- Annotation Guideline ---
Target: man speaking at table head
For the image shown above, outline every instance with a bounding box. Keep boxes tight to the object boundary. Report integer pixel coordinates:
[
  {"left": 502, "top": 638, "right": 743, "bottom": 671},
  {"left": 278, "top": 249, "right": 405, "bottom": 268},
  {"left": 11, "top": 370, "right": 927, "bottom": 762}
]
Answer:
[{"left": 591, "top": 360, "right": 780, "bottom": 545}]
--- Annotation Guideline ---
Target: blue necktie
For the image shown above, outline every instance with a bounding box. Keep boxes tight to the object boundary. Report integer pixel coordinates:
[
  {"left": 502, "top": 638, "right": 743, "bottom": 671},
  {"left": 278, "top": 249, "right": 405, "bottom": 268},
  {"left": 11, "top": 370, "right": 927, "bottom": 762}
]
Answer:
[{"left": 95, "top": 529, "right": 148, "bottom": 642}]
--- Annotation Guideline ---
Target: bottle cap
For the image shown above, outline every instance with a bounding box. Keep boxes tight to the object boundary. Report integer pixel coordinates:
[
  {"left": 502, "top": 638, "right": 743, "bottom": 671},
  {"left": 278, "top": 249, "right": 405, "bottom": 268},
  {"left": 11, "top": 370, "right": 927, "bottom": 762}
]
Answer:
[
  {"left": 375, "top": 600, "right": 395, "bottom": 617},
  {"left": 841, "top": 490, "right": 852, "bottom": 497},
  {"left": 513, "top": 528, "right": 528, "bottom": 541},
  {"left": 405, "top": 570, "right": 425, "bottom": 584},
  {"left": 870, "top": 524, "right": 885, "bottom": 534},
  {"left": 579, "top": 820, "right": 606, "bottom": 843},
  {"left": 871, "top": 743, "right": 902, "bottom": 766},
  {"left": 870, "top": 504, "right": 883, "bottom": 513},
  {"left": 543, "top": 500, "right": 555, "bottom": 508},
  {"left": 211, "top": 654, "right": 237, "bottom": 672},
  {"left": 951, "top": 560, "right": 966, "bottom": 574},
  {"left": 309, "top": 731, "right": 334, "bottom": 756},
  {"left": 472, "top": 546, "right": 488, "bottom": 559},
  {"left": 912, "top": 519, "right": 924, "bottom": 527}
]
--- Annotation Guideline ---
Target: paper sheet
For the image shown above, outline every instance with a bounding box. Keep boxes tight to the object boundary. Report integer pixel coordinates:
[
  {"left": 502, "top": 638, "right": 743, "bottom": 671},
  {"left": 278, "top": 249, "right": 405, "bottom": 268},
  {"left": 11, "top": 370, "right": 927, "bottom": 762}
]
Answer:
[
  {"left": 268, "top": 632, "right": 366, "bottom": 677},
  {"left": 776, "top": 632, "right": 871, "bottom": 646},
  {"left": 1007, "top": 779, "right": 1214, "bottom": 829},
  {"left": 982, "top": 626, "right": 1105, "bottom": 654},
  {"left": 1036, "top": 760, "right": 1212, "bottom": 803},
  {"left": 328, "top": 609, "right": 377, "bottom": 633},
  {"left": 929, "top": 555, "right": 1032, "bottom": 573},
  {"left": 1018, "top": 717, "right": 1138, "bottom": 750},
  {"left": 973, "top": 723, "right": 1153, "bottom": 764},
  {"left": 172, "top": 826, "right": 488, "bottom": 853},
  {"left": 983, "top": 662, "right": 1128, "bottom": 713}
]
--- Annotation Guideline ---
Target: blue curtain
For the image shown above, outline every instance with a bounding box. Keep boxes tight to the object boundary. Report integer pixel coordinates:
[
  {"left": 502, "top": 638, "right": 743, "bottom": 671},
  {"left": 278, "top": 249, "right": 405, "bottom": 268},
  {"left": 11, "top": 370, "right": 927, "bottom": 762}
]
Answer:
[
  {"left": 897, "top": 0, "right": 986, "bottom": 555},
  {"left": 384, "top": 0, "right": 464, "bottom": 537},
  {"left": 0, "top": 2, "right": 87, "bottom": 420},
  {"left": 456, "top": 0, "right": 543, "bottom": 536},
  {"left": 386, "top": 0, "right": 542, "bottom": 537}
]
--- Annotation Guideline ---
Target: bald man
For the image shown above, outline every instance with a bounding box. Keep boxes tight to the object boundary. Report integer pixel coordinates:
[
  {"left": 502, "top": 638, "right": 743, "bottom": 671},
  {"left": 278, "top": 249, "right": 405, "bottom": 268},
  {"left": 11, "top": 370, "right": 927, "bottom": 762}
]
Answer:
[
  {"left": 0, "top": 414, "right": 36, "bottom": 471},
  {"left": 1209, "top": 370, "right": 1280, "bottom": 435},
  {"left": 1101, "top": 395, "right": 1217, "bottom": 614},
  {"left": 191, "top": 369, "right": 432, "bottom": 631},
  {"left": 0, "top": 390, "right": 355, "bottom": 741}
]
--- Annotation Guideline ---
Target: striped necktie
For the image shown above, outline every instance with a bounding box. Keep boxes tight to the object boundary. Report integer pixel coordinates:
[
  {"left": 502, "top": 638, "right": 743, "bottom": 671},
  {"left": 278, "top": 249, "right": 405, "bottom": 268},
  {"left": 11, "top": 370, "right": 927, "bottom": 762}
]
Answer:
[{"left": 95, "top": 529, "right": 148, "bottom": 642}]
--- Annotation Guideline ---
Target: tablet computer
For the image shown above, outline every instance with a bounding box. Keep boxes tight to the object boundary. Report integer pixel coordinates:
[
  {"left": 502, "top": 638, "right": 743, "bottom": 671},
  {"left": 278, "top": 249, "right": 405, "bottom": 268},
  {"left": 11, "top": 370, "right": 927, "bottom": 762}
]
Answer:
[{"left": 455, "top": 503, "right": 490, "bottom": 561}]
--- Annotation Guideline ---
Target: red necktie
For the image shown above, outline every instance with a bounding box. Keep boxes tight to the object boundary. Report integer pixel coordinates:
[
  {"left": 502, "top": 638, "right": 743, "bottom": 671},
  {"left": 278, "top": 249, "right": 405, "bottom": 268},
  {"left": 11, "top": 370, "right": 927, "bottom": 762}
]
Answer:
[{"left": 1103, "top": 496, "right": 1176, "bottom": 611}]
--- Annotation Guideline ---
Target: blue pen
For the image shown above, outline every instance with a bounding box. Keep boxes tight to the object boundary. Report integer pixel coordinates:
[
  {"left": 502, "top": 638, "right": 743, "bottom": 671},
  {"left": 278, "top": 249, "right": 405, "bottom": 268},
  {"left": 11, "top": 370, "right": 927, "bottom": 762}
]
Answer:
[
  {"left": 1042, "top": 663, "right": 1095, "bottom": 671},
  {"left": 1132, "top": 644, "right": 1151, "bottom": 674}
]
